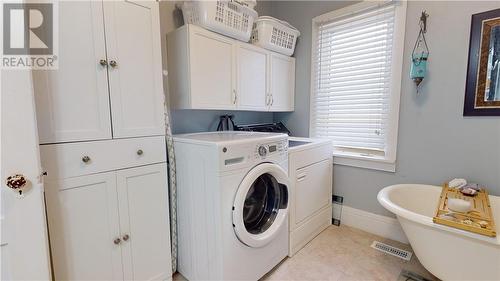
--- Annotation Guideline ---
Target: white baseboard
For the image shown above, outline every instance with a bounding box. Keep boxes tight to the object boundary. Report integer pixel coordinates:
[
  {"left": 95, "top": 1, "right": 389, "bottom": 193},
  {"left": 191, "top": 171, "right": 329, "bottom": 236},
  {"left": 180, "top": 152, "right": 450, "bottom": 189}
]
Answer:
[{"left": 340, "top": 206, "right": 409, "bottom": 244}]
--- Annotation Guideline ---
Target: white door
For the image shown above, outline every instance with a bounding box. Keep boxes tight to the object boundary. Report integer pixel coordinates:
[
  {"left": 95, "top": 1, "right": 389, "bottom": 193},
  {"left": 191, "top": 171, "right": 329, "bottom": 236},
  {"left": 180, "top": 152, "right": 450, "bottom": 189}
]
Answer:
[
  {"left": 104, "top": 1, "right": 166, "bottom": 139},
  {"left": 189, "top": 28, "right": 236, "bottom": 109},
  {"left": 236, "top": 44, "right": 268, "bottom": 110},
  {"left": 294, "top": 159, "right": 332, "bottom": 225},
  {"left": 1, "top": 70, "right": 51, "bottom": 280},
  {"left": 269, "top": 54, "right": 295, "bottom": 111},
  {"left": 45, "top": 172, "right": 123, "bottom": 280},
  {"left": 33, "top": 1, "right": 112, "bottom": 144},
  {"left": 117, "top": 163, "right": 172, "bottom": 281}
]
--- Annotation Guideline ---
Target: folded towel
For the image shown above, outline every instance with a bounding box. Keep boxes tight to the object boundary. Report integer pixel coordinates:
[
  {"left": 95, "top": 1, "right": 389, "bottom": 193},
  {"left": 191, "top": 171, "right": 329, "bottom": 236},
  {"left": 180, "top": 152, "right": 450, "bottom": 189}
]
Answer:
[
  {"left": 449, "top": 178, "right": 467, "bottom": 189},
  {"left": 459, "top": 183, "right": 481, "bottom": 196},
  {"left": 460, "top": 187, "right": 477, "bottom": 196},
  {"left": 461, "top": 183, "right": 481, "bottom": 191}
]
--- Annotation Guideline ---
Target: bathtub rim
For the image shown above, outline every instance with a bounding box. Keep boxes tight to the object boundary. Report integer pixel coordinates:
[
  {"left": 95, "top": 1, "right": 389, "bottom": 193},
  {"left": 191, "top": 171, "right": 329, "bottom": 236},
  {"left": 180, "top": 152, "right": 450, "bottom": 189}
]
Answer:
[{"left": 377, "top": 184, "right": 500, "bottom": 246}]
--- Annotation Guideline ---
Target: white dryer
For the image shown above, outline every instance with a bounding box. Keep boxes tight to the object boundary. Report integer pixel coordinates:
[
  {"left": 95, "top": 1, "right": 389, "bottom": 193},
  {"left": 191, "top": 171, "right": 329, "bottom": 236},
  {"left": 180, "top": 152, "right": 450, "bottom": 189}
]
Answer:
[{"left": 173, "top": 132, "right": 290, "bottom": 280}]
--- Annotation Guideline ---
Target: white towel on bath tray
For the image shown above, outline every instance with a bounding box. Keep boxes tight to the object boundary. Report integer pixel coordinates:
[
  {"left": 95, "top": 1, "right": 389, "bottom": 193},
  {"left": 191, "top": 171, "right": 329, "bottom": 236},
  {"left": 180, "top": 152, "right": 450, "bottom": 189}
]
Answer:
[{"left": 449, "top": 178, "right": 467, "bottom": 189}]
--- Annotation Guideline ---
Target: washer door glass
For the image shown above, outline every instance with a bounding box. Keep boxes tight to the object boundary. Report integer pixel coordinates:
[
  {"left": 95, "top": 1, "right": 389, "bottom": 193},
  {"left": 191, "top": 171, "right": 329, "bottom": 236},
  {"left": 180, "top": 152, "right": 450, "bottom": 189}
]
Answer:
[
  {"left": 243, "top": 173, "right": 281, "bottom": 234},
  {"left": 233, "top": 163, "right": 289, "bottom": 248}
]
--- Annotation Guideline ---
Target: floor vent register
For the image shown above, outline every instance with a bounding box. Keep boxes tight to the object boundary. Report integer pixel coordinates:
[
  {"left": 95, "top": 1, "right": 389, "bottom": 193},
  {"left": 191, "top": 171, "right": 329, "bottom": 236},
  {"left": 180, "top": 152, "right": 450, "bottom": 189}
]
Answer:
[{"left": 370, "top": 241, "right": 413, "bottom": 261}]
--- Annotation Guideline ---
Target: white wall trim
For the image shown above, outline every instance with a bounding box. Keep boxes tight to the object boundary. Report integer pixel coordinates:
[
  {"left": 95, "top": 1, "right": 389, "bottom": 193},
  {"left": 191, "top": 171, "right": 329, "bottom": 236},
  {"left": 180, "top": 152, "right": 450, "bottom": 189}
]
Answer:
[
  {"left": 333, "top": 155, "right": 396, "bottom": 173},
  {"left": 340, "top": 206, "right": 409, "bottom": 244}
]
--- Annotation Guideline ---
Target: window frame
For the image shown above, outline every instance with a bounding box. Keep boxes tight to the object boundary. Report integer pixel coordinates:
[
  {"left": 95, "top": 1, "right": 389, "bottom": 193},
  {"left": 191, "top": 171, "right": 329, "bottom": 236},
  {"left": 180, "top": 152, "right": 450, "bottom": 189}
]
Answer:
[{"left": 309, "top": 0, "right": 407, "bottom": 172}]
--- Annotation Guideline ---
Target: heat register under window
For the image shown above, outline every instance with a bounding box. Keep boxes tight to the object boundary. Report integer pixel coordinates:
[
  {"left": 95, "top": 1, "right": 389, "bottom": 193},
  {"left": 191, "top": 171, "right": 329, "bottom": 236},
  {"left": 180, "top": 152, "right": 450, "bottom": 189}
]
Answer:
[{"left": 310, "top": 1, "right": 407, "bottom": 172}]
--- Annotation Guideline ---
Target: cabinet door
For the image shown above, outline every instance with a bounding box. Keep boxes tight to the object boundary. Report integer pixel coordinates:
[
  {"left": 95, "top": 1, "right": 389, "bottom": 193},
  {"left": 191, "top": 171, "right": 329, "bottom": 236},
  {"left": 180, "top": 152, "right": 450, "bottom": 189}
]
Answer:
[
  {"left": 33, "top": 1, "right": 111, "bottom": 144},
  {"left": 294, "top": 159, "right": 332, "bottom": 225},
  {"left": 269, "top": 54, "right": 295, "bottom": 111},
  {"left": 45, "top": 172, "right": 123, "bottom": 280},
  {"left": 104, "top": 1, "right": 165, "bottom": 138},
  {"left": 117, "top": 163, "right": 172, "bottom": 280},
  {"left": 236, "top": 44, "right": 268, "bottom": 110},
  {"left": 189, "top": 28, "right": 236, "bottom": 109}
]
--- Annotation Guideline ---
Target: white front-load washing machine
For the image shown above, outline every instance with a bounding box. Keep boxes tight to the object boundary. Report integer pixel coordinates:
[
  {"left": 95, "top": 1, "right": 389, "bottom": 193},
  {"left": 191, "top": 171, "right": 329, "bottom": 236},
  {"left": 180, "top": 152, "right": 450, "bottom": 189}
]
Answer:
[{"left": 173, "top": 132, "right": 289, "bottom": 280}]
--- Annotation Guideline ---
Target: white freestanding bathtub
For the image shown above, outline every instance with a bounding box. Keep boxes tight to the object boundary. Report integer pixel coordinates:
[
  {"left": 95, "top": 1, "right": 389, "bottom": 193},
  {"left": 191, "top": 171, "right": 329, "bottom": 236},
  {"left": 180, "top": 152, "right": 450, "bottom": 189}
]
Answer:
[{"left": 377, "top": 184, "right": 500, "bottom": 281}]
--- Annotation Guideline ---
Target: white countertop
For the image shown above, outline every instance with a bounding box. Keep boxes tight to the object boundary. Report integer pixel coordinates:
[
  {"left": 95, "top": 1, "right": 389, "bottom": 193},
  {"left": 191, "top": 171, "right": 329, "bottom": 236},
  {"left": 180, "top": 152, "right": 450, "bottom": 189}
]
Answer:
[{"left": 288, "top": 136, "right": 332, "bottom": 153}]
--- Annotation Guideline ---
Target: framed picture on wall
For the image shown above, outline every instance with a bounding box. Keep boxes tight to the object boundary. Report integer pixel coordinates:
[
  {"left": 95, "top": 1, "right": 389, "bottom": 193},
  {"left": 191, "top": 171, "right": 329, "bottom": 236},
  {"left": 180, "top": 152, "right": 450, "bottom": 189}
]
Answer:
[{"left": 464, "top": 8, "right": 500, "bottom": 116}]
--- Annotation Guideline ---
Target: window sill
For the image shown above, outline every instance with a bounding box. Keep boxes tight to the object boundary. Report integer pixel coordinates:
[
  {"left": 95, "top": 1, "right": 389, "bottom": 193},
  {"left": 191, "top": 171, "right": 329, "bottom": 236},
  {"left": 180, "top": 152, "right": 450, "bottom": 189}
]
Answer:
[{"left": 332, "top": 152, "right": 396, "bottom": 172}]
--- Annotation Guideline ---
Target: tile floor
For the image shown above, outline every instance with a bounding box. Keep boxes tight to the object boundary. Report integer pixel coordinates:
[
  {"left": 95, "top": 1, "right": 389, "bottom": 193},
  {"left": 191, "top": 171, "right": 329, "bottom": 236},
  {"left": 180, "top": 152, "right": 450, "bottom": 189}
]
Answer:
[
  {"left": 262, "top": 226, "right": 437, "bottom": 281},
  {"left": 174, "top": 225, "right": 438, "bottom": 281}
]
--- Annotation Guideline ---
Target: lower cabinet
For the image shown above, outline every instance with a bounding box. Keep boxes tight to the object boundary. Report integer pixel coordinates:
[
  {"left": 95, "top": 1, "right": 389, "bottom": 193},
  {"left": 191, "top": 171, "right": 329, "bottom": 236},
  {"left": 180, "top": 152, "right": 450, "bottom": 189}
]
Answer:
[
  {"left": 45, "top": 163, "right": 171, "bottom": 280},
  {"left": 117, "top": 164, "right": 172, "bottom": 280}
]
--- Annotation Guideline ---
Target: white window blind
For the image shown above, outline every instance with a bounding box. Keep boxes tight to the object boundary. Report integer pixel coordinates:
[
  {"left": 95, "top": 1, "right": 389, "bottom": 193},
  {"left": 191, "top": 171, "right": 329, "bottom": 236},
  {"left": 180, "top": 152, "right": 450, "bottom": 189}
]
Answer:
[{"left": 311, "top": 3, "right": 398, "bottom": 155}]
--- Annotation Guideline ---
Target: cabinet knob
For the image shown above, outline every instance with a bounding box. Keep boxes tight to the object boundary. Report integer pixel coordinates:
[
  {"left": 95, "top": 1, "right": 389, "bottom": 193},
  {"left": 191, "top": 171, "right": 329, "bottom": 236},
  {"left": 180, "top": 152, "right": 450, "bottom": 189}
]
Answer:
[
  {"left": 99, "top": 59, "right": 108, "bottom": 66},
  {"left": 113, "top": 238, "right": 121, "bottom": 245},
  {"left": 82, "top": 155, "right": 91, "bottom": 163},
  {"left": 122, "top": 234, "right": 130, "bottom": 241},
  {"left": 136, "top": 149, "right": 144, "bottom": 156},
  {"left": 109, "top": 60, "right": 118, "bottom": 68}
]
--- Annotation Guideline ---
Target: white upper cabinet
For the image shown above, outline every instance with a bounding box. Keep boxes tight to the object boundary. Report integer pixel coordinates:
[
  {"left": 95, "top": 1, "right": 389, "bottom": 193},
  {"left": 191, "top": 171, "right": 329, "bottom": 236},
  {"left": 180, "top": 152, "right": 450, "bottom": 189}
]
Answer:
[
  {"left": 237, "top": 44, "right": 268, "bottom": 110},
  {"left": 104, "top": 1, "right": 165, "bottom": 138},
  {"left": 34, "top": 1, "right": 164, "bottom": 144},
  {"left": 34, "top": 1, "right": 111, "bottom": 144},
  {"left": 269, "top": 54, "right": 295, "bottom": 111},
  {"left": 190, "top": 29, "right": 236, "bottom": 109},
  {"left": 167, "top": 24, "right": 295, "bottom": 112},
  {"left": 168, "top": 25, "right": 236, "bottom": 110}
]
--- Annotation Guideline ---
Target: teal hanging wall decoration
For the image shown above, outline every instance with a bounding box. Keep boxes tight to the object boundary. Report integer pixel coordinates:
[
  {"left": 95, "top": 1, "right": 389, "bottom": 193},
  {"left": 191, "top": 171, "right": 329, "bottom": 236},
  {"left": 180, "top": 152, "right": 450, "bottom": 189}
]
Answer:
[{"left": 410, "top": 11, "right": 429, "bottom": 89}]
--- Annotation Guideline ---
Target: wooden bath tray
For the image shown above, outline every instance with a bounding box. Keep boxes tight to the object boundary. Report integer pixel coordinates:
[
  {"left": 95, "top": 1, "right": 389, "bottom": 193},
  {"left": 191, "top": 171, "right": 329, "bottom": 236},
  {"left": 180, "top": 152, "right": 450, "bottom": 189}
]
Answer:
[{"left": 433, "top": 184, "right": 496, "bottom": 237}]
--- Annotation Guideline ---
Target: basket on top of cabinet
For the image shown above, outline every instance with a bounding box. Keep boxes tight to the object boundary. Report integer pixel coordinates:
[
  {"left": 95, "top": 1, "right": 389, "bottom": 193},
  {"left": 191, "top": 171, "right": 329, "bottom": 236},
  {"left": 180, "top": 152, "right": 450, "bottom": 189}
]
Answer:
[
  {"left": 181, "top": 0, "right": 258, "bottom": 42},
  {"left": 251, "top": 16, "right": 300, "bottom": 56}
]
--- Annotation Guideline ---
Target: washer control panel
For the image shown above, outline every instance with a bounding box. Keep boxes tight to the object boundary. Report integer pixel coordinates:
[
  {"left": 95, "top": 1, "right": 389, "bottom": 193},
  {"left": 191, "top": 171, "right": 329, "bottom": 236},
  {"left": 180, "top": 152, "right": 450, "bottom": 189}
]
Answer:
[
  {"left": 258, "top": 146, "right": 267, "bottom": 157},
  {"left": 255, "top": 140, "right": 287, "bottom": 159}
]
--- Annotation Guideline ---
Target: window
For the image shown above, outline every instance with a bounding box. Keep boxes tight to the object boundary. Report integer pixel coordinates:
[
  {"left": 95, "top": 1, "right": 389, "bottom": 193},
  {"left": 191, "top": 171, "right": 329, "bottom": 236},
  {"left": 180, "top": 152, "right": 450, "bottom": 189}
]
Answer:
[{"left": 310, "top": 1, "right": 407, "bottom": 172}]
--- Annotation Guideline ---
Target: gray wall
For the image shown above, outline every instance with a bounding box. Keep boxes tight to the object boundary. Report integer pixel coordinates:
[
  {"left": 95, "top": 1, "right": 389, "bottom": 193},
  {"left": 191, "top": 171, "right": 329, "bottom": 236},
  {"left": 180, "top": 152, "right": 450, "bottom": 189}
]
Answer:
[
  {"left": 160, "top": 1, "right": 500, "bottom": 216},
  {"left": 159, "top": 2, "right": 274, "bottom": 134},
  {"left": 270, "top": 1, "right": 500, "bottom": 216}
]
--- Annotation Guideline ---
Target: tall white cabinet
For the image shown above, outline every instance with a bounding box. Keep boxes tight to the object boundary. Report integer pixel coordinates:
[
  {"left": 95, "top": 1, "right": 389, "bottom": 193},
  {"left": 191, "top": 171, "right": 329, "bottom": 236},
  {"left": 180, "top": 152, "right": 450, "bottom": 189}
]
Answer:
[
  {"left": 33, "top": 1, "right": 111, "bottom": 143},
  {"left": 34, "top": 1, "right": 165, "bottom": 144},
  {"left": 167, "top": 24, "right": 295, "bottom": 112},
  {"left": 104, "top": 1, "right": 165, "bottom": 139},
  {"left": 34, "top": 1, "right": 172, "bottom": 280}
]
